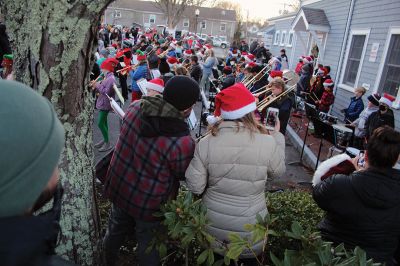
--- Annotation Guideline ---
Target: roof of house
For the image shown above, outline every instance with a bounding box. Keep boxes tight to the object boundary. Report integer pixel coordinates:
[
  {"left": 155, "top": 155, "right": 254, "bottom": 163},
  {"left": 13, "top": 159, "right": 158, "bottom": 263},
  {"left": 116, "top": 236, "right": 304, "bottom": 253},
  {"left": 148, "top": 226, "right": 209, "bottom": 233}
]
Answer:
[
  {"left": 301, "top": 7, "right": 330, "bottom": 27},
  {"left": 110, "top": 0, "right": 237, "bottom": 22},
  {"left": 267, "top": 11, "right": 297, "bottom": 22}
]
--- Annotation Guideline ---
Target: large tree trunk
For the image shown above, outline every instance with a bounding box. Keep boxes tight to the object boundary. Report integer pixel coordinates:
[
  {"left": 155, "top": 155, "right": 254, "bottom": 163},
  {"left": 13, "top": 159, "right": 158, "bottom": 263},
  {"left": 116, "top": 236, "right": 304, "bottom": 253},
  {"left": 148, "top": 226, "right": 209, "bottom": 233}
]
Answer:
[{"left": 1, "top": 1, "right": 112, "bottom": 265}]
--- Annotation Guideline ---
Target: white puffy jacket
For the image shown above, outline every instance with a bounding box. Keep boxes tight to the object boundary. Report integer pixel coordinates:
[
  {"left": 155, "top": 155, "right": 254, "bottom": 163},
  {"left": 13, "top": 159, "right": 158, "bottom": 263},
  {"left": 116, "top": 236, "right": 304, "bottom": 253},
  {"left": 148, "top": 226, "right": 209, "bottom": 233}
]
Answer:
[{"left": 185, "top": 121, "right": 286, "bottom": 257}]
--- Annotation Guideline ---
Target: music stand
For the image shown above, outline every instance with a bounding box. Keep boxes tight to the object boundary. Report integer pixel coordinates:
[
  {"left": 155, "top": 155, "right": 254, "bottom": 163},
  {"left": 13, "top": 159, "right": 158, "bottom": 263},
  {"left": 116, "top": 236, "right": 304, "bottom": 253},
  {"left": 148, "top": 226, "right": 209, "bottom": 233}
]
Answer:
[
  {"left": 311, "top": 117, "right": 335, "bottom": 170},
  {"left": 288, "top": 103, "right": 318, "bottom": 167}
]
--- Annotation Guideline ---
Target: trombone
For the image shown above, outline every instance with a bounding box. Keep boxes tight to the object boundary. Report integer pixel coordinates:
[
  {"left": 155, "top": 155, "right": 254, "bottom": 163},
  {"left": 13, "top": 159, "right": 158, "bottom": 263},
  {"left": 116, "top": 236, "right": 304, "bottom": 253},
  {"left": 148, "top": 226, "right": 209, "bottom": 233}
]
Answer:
[
  {"left": 116, "top": 63, "right": 139, "bottom": 74},
  {"left": 256, "top": 84, "right": 296, "bottom": 112},
  {"left": 252, "top": 77, "right": 293, "bottom": 98},
  {"left": 244, "top": 64, "right": 271, "bottom": 88}
]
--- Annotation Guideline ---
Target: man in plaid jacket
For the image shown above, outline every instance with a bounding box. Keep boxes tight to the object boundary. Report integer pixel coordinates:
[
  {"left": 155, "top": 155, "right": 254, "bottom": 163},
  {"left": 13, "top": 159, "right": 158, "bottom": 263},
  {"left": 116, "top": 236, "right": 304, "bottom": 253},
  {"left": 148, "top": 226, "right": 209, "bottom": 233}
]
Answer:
[{"left": 102, "top": 76, "right": 200, "bottom": 266}]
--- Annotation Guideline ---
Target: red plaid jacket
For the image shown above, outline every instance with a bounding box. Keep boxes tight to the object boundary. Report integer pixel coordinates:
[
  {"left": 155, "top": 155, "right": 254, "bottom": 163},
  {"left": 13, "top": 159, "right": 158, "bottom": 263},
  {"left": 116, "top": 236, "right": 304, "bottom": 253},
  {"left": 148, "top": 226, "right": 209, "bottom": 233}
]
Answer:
[
  {"left": 319, "top": 90, "right": 335, "bottom": 113},
  {"left": 104, "top": 99, "right": 195, "bottom": 221}
]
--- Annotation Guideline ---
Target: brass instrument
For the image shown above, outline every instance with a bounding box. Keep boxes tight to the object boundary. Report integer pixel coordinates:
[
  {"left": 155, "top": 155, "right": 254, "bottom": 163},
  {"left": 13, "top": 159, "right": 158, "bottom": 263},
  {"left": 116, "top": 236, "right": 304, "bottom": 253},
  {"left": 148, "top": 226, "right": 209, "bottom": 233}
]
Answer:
[
  {"left": 89, "top": 73, "right": 104, "bottom": 87},
  {"left": 252, "top": 77, "right": 293, "bottom": 98},
  {"left": 256, "top": 84, "right": 296, "bottom": 112},
  {"left": 244, "top": 64, "right": 271, "bottom": 88},
  {"left": 116, "top": 63, "right": 139, "bottom": 74}
]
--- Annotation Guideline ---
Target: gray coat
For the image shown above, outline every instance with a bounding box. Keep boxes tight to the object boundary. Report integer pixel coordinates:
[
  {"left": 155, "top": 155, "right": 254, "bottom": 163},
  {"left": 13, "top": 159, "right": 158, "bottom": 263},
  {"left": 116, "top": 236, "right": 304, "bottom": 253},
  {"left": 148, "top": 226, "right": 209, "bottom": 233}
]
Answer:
[{"left": 185, "top": 121, "right": 286, "bottom": 257}]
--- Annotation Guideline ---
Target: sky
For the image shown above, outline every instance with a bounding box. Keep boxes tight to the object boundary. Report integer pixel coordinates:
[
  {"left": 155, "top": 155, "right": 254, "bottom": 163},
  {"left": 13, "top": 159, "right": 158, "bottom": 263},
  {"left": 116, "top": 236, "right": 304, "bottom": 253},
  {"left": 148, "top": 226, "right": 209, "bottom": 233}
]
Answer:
[{"left": 228, "top": 0, "right": 298, "bottom": 21}]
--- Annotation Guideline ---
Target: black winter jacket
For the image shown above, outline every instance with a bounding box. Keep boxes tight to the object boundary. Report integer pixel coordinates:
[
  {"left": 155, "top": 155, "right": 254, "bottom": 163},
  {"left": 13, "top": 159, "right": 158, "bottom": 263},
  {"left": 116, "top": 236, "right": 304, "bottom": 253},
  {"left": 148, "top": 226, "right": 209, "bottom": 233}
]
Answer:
[
  {"left": 365, "top": 109, "right": 395, "bottom": 138},
  {"left": 313, "top": 167, "right": 400, "bottom": 265},
  {"left": 0, "top": 215, "right": 75, "bottom": 266},
  {"left": 190, "top": 63, "right": 202, "bottom": 83}
]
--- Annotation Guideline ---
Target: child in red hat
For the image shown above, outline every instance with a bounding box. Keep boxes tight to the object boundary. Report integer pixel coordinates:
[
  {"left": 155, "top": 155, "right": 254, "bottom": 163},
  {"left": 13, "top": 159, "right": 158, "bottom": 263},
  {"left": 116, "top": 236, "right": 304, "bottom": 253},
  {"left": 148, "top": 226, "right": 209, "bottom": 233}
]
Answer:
[{"left": 317, "top": 79, "right": 335, "bottom": 113}]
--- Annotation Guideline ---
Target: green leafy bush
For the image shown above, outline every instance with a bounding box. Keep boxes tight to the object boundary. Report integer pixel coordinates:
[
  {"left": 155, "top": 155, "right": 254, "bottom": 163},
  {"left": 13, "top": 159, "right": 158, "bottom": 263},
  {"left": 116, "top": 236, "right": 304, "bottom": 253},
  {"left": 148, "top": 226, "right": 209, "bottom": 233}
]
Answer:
[{"left": 266, "top": 191, "right": 324, "bottom": 258}]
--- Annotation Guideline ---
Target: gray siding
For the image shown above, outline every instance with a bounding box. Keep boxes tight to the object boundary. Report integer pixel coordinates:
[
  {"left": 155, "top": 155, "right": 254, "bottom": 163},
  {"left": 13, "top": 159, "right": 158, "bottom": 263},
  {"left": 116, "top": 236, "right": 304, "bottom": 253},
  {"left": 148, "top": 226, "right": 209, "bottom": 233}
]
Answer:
[
  {"left": 269, "top": 18, "right": 295, "bottom": 68},
  {"left": 333, "top": 0, "right": 400, "bottom": 129}
]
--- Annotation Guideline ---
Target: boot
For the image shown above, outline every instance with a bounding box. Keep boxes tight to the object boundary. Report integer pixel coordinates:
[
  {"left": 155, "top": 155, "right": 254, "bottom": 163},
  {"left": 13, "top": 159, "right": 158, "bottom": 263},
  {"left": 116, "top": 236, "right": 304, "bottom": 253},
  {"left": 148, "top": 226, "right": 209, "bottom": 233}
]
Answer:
[
  {"left": 98, "top": 142, "right": 113, "bottom": 152},
  {"left": 94, "top": 140, "right": 105, "bottom": 148}
]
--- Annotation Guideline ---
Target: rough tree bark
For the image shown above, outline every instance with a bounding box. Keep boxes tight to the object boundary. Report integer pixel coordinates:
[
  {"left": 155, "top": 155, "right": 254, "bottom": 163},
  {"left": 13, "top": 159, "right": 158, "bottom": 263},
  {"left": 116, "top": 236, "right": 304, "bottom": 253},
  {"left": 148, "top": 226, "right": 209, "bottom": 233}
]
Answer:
[{"left": 0, "top": 1, "right": 112, "bottom": 265}]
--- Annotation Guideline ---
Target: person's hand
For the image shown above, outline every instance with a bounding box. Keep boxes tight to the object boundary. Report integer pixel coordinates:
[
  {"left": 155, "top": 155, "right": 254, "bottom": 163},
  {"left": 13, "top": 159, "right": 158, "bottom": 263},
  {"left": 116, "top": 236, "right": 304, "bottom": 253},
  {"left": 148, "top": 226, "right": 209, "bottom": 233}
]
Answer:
[{"left": 351, "top": 155, "right": 367, "bottom": 171}]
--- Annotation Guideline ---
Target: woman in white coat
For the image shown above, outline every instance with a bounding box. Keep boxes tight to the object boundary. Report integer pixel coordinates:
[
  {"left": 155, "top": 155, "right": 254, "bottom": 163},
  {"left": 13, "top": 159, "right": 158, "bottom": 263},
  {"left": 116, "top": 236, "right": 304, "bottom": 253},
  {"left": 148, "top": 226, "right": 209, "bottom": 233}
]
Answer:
[{"left": 185, "top": 83, "right": 286, "bottom": 263}]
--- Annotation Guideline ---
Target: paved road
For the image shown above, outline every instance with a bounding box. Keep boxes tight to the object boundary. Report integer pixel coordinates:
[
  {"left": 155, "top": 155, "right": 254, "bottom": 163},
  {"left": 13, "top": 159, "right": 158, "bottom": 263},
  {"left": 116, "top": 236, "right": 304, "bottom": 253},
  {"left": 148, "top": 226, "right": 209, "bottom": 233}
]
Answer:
[{"left": 93, "top": 91, "right": 312, "bottom": 188}]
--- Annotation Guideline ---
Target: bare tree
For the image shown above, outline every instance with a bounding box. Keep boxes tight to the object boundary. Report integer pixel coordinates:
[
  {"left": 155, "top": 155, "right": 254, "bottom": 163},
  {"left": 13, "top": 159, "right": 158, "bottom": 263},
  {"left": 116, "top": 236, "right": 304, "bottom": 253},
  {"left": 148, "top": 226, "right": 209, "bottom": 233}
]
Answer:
[
  {"left": 0, "top": 0, "right": 112, "bottom": 265},
  {"left": 153, "top": 0, "right": 210, "bottom": 30}
]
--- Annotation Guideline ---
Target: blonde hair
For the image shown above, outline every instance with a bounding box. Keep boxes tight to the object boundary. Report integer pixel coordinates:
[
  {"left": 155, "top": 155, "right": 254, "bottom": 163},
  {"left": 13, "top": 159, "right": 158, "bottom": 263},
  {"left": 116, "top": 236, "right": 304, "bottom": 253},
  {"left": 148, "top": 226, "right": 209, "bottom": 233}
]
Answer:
[
  {"left": 355, "top": 86, "right": 367, "bottom": 95},
  {"left": 269, "top": 78, "right": 286, "bottom": 91},
  {"left": 209, "top": 112, "right": 268, "bottom": 137}
]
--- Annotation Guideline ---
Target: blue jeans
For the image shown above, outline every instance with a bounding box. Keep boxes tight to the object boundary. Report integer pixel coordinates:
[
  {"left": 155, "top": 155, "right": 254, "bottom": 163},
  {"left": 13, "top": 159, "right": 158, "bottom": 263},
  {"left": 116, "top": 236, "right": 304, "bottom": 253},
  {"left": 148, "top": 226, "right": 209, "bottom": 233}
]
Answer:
[
  {"left": 200, "top": 72, "right": 212, "bottom": 92},
  {"left": 103, "top": 204, "right": 161, "bottom": 266}
]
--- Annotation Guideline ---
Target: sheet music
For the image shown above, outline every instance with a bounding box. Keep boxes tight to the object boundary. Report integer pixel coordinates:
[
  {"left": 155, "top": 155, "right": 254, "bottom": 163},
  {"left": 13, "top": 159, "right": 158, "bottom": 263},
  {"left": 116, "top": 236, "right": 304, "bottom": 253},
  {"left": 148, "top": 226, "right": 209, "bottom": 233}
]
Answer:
[
  {"left": 107, "top": 95, "right": 125, "bottom": 119},
  {"left": 187, "top": 109, "right": 198, "bottom": 130},
  {"left": 150, "top": 69, "right": 161, "bottom": 79},
  {"left": 137, "top": 78, "right": 148, "bottom": 96}
]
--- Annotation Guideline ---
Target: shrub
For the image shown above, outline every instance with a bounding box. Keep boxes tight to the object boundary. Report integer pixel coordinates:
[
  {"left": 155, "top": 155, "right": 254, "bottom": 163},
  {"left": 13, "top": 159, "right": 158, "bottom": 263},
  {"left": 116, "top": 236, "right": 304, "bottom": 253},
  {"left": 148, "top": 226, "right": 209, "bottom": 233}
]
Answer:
[{"left": 266, "top": 190, "right": 324, "bottom": 258}]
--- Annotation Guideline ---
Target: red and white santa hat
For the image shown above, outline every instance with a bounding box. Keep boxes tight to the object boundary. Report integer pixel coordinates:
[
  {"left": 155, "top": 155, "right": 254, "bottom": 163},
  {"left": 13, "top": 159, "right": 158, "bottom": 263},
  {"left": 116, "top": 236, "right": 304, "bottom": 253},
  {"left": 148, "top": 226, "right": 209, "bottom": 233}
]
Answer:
[
  {"left": 245, "top": 62, "right": 257, "bottom": 69},
  {"left": 317, "top": 67, "right": 325, "bottom": 75},
  {"left": 303, "top": 56, "right": 313, "bottom": 64},
  {"left": 214, "top": 83, "right": 257, "bottom": 120},
  {"left": 204, "top": 44, "right": 212, "bottom": 50},
  {"left": 184, "top": 49, "right": 192, "bottom": 56},
  {"left": 167, "top": 57, "right": 178, "bottom": 65},
  {"left": 379, "top": 93, "right": 396, "bottom": 107},
  {"left": 268, "top": 70, "right": 283, "bottom": 82},
  {"left": 245, "top": 53, "right": 255, "bottom": 62},
  {"left": 241, "top": 51, "right": 248, "bottom": 56},
  {"left": 323, "top": 79, "right": 334, "bottom": 87},
  {"left": 146, "top": 78, "right": 165, "bottom": 93},
  {"left": 312, "top": 153, "right": 356, "bottom": 186}
]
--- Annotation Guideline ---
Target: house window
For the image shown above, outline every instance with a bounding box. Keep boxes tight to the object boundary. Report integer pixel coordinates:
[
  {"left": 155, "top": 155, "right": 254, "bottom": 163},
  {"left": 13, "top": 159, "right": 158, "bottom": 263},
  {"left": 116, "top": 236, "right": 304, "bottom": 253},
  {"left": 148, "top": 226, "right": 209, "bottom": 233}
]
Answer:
[
  {"left": 274, "top": 31, "right": 280, "bottom": 45},
  {"left": 287, "top": 31, "right": 294, "bottom": 47},
  {"left": 280, "top": 31, "right": 287, "bottom": 46},
  {"left": 342, "top": 32, "right": 368, "bottom": 87},
  {"left": 220, "top": 23, "right": 226, "bottom": 32},
  {"left": 183, "top": 19, "right": 189, "bottom": 27},
  {"left": 379, "top": 34, "right": 400, "bottom": 96},
  {"left": 201, "top": 21, "right": 206, "bottom": 29},
  {"left": 114, "top": 10, "right": 121, "bottom": 18},
  {"left": 149, "top": 14, "right": 156, "bottom": 24}
]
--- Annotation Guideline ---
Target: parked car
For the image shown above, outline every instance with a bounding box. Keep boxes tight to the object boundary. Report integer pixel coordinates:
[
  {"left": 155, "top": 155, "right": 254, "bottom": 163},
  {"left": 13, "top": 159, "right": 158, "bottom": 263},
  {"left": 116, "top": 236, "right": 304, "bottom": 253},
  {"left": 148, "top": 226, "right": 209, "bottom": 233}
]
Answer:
[{"left": 212, "top": 37, "right": 230, "bottom": 49}]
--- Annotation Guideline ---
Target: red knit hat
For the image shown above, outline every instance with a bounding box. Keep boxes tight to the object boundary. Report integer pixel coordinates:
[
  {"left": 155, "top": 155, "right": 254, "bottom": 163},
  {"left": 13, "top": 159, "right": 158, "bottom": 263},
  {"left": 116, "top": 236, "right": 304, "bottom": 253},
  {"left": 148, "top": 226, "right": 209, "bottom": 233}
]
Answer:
[
  {"left": 323, "top": 79, "right": 334, "bottom": 87},
  {"left": 146, "top": 78, "right": 165, "bottom": 93},
  {"left": 167, "top": 57, "right": 178, "bottom": 65},
  {"left": 379, "top": 93, "right": 396, "bottom": 107},
  {"left": 270, "top": 70, "right": 283, "bottom": 79},
  {"left": 100, "top": 58, "right": 119, "bottom": 72},
  {"left": 214, "top": 83, "right": 256, "bottom": 120}
]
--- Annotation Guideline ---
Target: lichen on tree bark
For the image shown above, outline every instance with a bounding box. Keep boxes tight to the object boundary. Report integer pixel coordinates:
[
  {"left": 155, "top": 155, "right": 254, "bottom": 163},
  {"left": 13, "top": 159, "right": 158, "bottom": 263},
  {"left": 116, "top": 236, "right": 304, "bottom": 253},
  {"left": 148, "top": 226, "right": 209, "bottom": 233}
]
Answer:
[{"left": 0, "top": 0, "right": 113, "bottom": 265}]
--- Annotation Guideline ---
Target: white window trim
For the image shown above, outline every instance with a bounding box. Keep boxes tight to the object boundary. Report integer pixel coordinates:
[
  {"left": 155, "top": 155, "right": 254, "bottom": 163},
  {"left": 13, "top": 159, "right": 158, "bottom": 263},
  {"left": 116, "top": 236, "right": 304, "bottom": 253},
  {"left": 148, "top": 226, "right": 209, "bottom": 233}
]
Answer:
[
  {"left": 338, "top": 29, "right": 370, "bottom": 93},
  {"left": 114, "top": 10, "right": 121, "bottom": 18},
  {"left": 280, "top": 30, "right": 287, "bottom": 46},
  {"left": 149, "top": 14, "right": 156, "bottom": 24},
  {"left": 373, "top": 27, "right": 400, "bottom": 94},
  {"left": 201, "top": 21, "right": 207, "bottom": 30},
  {"left": 274, "top": 30, "right": 280, "bottom": 45},
  {"left": 301, "top": 0, "right": 323, "bottom": 6},
  {"left": 286, "top": 30, "right": 294, "bottom": 47},
  {"left": 220, "top": 23, "right": 226, "bottom": 32},
  {"left": 183, "top": 19, "right": 189, "bottom": 28}
]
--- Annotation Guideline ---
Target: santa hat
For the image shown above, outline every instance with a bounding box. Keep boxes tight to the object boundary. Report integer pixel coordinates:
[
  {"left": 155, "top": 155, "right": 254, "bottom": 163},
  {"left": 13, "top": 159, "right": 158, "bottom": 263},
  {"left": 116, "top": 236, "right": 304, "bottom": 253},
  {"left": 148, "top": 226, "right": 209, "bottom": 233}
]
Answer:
[
  {"left": 302, "top": 56, "right": 312, "bottom": 64},
  {"left": 136, "top": 50, "right": 146, "bottom": 61},
  {"left": 205, "top": 44, "right": 212, "bottom": 50},
  {"left": 317, "top": 67, "right": 325, "bottom": 75},
  {"left": 100, "top": 58, "right": 119, "bottom": 72},
  {"left": 167, "top": 57, "right": 178, "bottom": 65},
  {"left": 312, "top": 153, "right": 356, "bottom": 186},
  {"left": 245, "top": 54, "right": 255, "bottom": 62},
  {"left": 367, "top": 93, "right": 381, "bottom": 106},
  {"left": 245, "top": 62, "right": 257, "bottom": 69},
  {"left": 268, "top": 70, "right": 283, "bottom": 82},
  {"left": 241, "top": 51, "right": 248, "bottom": 56},
  {"left": 184, "top": 49, "right": 192, "bottom": 56},
  {"left": 214, "top": 83, "right": 256, "bottom": 120},
  {"left": 299, "top": 56, "right": 304, "bottom": 60},
  {"left": 146, "top": 78, "right": 165, "bottom": 93},
  {"left": 379, "top": 93, "right": 396, "bottom": 107},
  {"left": 323, "top": 79, "right": 334, "bottom": 87}
]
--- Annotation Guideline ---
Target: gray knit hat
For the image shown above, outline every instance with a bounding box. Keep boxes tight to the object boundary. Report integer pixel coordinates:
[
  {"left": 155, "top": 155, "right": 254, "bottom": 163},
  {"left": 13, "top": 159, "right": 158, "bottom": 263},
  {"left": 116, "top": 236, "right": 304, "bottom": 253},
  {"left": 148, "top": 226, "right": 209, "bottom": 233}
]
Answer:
[{"left": 0, "top": 80, "right": 65, "bottom": 217}]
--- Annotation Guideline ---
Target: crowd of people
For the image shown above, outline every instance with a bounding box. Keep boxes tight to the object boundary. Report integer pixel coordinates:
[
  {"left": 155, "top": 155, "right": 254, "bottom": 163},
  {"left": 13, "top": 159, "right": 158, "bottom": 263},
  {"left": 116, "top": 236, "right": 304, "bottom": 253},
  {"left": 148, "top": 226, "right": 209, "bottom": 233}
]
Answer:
[{"left": 0, "top": 21, "right": 399, "bottom": 266}]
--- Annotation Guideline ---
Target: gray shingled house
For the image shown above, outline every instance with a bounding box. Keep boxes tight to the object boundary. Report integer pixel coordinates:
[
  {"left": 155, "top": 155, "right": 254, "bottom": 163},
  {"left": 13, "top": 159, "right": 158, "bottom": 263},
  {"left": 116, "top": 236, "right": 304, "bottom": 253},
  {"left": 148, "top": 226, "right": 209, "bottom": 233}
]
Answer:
[
  {"left": 104, "top": 0, "right": 236, "bottom": 42},
  {"left": 265, "top": 0, "right": 400, "bottom": 130}
]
